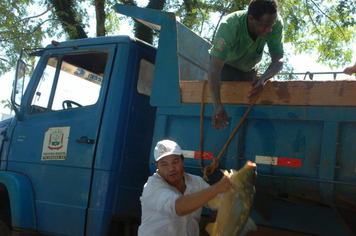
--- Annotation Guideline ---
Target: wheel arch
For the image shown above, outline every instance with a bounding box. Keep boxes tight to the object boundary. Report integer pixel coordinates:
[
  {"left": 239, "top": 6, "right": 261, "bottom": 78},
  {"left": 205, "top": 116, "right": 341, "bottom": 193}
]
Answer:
[{"left": 0, "top": 171, "right": 36, "bottom": 230}]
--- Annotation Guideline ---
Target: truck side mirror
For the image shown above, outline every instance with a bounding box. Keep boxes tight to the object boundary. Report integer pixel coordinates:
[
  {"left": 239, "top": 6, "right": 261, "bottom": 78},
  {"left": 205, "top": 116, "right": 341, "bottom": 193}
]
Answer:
[{"left": 11, "top": 59, "right": 26, "bottom": 120}]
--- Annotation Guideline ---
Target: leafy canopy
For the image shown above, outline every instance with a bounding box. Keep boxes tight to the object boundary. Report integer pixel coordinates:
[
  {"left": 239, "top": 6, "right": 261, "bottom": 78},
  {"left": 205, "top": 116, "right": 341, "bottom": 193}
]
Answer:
[
  {"left": 0, "top": 0, "right": 355, "bottom": 78},
  {"left": 169, "top": 0, "right": 356, "bottom": 69}
]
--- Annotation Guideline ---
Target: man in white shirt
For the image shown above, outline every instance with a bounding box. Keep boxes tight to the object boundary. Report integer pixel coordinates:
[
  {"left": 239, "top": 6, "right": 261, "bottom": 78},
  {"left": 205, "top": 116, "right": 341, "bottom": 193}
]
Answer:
[{"left": 138, "top": 139, "right": 232, "bottom": 236}]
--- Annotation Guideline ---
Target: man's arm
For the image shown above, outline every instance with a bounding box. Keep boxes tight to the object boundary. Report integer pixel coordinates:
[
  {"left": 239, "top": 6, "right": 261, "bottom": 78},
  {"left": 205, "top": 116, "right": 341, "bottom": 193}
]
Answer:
[
  {"left": 175, "top": 175, "right": 232, "bottom": 216},
  {"left": 208, "top": 55, "right": 229, "bottom": 130},
  {"left": 343, "top": 63, "right": 356, "bottom": 75},
  {"left": 247, "top": 53, "right": 284, "bottom": 97}
]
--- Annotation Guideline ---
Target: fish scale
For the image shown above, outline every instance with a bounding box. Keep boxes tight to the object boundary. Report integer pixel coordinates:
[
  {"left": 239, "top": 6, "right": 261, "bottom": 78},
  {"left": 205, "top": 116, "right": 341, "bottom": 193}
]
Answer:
[{"left": 205, "top": 161, "right": 257, "bottom": 236}]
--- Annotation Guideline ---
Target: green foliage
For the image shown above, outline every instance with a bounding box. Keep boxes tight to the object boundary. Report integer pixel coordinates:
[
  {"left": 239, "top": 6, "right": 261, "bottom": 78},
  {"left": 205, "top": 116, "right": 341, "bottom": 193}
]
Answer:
[
  {"left": 1, "top": 99, "right": 13, "bottom": 113},
  {"left": 0, "top": 0, "right": 123, "bottom": 77},
  {"left": 278, "top": 0, "right": 356, "bottom": 68},
  {"left": 172, "top": 0, "right": 250, "bottom": 41},
  {"left": 48, "top": 0, "right": 89, "bottom": 39},
  {"left": 106, "top": 2, "right": 122, "bottom": 35},
  {"left": 0, "top": 0, "right": 58, "bottom": 76},
  {"left": 168, "top": 0, "right": 355, "bottom": 69},
  {"left": 157, "top": 0, "right": 356, "bottom": 77},
  {"left": 0, "top": 0, "right": 355, "bottom": 78}
]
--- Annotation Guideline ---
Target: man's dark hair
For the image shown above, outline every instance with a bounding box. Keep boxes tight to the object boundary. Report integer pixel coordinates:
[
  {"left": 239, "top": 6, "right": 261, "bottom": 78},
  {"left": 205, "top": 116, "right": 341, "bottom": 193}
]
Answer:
[{"left": 248, "top": 0, "right": 278, "bottom": 21}]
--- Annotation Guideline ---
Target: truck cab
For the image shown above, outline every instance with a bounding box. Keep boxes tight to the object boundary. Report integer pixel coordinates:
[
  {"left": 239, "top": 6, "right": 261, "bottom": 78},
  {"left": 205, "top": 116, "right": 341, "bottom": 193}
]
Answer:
[{"left": 0, "top": 18, "right": 157, "bottom": 235}]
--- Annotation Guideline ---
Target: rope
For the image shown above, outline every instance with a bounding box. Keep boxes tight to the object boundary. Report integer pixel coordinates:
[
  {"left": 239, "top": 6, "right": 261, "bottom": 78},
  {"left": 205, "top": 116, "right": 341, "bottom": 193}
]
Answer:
[{"left": 202, "top": 80, "right": 269, "bottom": 181}]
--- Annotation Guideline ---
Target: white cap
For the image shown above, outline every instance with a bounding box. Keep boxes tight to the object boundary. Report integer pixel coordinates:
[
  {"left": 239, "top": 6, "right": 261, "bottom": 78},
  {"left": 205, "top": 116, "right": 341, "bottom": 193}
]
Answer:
[{"left": 154, "top": 139, "right": 182, "bottom": 162}]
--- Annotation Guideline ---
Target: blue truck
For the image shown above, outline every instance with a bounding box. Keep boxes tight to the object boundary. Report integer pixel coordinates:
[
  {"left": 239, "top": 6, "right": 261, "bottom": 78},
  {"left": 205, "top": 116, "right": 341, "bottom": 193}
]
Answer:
[{"left": 0, "top": 4, "right": 355, "bottom": 236}]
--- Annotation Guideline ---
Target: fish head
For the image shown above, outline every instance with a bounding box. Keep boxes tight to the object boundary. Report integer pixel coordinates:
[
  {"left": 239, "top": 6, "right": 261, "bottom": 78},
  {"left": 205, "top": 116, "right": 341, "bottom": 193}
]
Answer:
[{"left": 229, "top": 161, "right": 257, "bottom": 189}]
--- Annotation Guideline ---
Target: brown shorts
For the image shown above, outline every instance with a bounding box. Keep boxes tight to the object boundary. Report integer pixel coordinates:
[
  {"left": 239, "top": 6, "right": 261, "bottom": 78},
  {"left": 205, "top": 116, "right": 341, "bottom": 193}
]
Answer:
[{"left": 220, "top": 63, "right": 258, "bottom": 82}]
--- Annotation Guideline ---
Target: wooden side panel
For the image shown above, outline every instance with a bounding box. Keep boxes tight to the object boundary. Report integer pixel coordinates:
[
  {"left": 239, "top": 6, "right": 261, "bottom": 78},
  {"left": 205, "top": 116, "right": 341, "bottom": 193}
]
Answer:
[{"left": 180, "top": 80, "right": 356, "bottom": 106}]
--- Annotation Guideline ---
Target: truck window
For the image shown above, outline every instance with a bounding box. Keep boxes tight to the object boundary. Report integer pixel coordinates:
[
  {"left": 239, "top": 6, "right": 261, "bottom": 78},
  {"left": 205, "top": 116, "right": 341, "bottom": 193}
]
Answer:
[
  {"left": 30, "top": 52, "right": 107, "bottom": 113},
  {"left": 137, "top": 59, "right": 154, "bottom": 96}
]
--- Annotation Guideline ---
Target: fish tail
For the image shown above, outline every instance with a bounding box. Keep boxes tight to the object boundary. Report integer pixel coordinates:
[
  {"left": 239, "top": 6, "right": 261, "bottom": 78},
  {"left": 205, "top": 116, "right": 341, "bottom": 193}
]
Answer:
[
  {"left": 237, "top": 217, "right": 257, "bottom": 236},
  {"left": 205, "top": 222, "right": 215, "bottom": 236}
]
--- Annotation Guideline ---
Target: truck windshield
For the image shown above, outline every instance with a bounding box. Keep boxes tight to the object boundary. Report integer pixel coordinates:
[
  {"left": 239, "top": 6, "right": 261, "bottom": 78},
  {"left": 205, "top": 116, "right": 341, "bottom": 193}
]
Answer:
[{"left": 30, "top": 51, "right": 107, "bottom": 113}]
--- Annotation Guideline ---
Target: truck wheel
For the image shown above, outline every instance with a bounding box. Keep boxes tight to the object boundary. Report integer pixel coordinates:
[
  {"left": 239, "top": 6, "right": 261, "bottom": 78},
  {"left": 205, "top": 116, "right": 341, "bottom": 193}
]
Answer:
[{"left": 0, "top": 219, "right": 11, "bottom": 236}]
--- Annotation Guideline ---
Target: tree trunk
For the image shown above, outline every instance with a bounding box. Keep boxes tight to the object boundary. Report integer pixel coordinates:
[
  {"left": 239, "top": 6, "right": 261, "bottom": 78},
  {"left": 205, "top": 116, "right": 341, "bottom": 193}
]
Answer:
[
  {"left": 50, "top": 0, "right": 88, "bottom": 39},
  {"left": 182, "top": 0, "right": 198, "bottom": 29},
  {"left": 135, "top": 0, "right": 166, "bottom": 44},
  {"left": 95, "top": 0, "right": 106, "bottom": 37}
]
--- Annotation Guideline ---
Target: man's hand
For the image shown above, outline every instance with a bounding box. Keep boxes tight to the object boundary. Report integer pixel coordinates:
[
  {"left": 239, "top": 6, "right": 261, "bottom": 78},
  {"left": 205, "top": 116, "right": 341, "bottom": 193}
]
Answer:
[
  {"left": 343, "top": 64, "right": 356, "bottom": 75},
  {"left": 215, "top": 174, "right": 234, "bottom": 193},
  {"left": 208, "top": 56, "right": 226, "bottom": 130},
  {"left": 247, "top": 78, "right": 264, "bottom": 98},
  {"left": 212, "top": 104, "right": 229, "bottom": 130},
  {"left": 248, "top": 53, "right": 283, "bottom": 98}
]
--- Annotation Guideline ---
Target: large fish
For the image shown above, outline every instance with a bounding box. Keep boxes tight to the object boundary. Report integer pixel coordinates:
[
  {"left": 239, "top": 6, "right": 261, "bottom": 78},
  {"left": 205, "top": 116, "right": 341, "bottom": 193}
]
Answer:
[{"left": 205, "top": 161, "right": 257, "bottom": 236}]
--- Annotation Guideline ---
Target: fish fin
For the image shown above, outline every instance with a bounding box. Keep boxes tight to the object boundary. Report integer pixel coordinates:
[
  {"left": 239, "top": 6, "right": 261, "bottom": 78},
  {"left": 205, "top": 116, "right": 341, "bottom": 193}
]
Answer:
[
  {"left": 220, "top": 169, "right": 230, "bottom": 176},
  {"left": 237, "top": 217, "right": 257, "bottom": 236},
  {"left": 205, "top": 222, "right": 215, "bottom": 236},
  {"left": 207, "top": 194, "right": 221, "bottom": 209}
]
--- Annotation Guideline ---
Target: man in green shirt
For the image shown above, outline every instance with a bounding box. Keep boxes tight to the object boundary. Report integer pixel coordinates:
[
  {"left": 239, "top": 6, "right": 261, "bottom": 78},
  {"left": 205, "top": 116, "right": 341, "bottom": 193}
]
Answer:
[{"left": 208, "top": 0, "right": 284, "bottom": 130}]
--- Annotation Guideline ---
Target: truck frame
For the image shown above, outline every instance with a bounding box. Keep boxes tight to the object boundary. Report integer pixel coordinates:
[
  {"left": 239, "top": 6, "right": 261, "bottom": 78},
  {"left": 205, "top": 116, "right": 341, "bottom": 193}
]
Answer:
[{"left": 0, "top": 4, "right": 355, "bottom": 236}]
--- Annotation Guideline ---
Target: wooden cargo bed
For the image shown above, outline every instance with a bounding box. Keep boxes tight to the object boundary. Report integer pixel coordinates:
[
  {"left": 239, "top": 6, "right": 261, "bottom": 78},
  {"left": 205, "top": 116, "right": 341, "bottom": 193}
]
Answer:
[{"left": 180, "top": 80, "right": 356, "bottom": 106}]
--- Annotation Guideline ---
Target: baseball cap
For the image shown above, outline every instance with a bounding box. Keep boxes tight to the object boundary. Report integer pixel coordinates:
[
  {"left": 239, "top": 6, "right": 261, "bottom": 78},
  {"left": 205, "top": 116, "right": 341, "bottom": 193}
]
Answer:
[{"left": 154, "top": 139, "right": 182, "bottom": 162}]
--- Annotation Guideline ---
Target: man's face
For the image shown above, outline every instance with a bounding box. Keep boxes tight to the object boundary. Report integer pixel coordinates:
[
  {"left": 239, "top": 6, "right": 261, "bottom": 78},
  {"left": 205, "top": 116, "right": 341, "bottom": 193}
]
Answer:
[
  {"left": 156, "top": 154, "right": 184, "bottom": 186},
  {"left": 248, "top": 13, "right": 277, "bottom": 37}
]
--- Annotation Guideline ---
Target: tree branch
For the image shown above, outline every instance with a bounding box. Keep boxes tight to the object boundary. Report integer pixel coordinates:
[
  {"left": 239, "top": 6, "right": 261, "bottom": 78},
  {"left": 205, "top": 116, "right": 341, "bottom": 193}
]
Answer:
[
  {"left": 1, "top": 19, "right": 54, "bottom": 42},
  {"left": 310, "top": 0, "right": 346, "bottom": 41},
  {"left": 15, "top": 7, "right": 54, "bottom": 25},
  {"left": 197, "top": 8, "right": 205, "bottom": 35},
  {"left": 50, "top": 0, "right": 88, "bottom": 39},
  {"left": 0, "top": 57, "right": 9, "bottom": 63},
  {"left": 305, "top": 0, "right": 323, "bottom": 36},
  {"left": 118, "top": 0, "right": 136, "bottom": 6},
  {"left": 211, "top": 2, "right": 233, "bottom": 43}
]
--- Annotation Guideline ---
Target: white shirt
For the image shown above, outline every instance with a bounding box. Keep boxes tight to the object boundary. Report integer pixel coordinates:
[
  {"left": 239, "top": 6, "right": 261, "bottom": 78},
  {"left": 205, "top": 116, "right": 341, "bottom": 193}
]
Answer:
[{"left": 138, "top": 171, "right": 210, "bottom": 236}]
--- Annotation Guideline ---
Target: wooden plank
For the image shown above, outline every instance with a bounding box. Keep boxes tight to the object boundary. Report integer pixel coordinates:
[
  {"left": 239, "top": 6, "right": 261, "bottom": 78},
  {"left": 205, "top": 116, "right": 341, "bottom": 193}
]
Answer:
[{"left": 180, "top": 80, "right": 356, "bottom": 106}]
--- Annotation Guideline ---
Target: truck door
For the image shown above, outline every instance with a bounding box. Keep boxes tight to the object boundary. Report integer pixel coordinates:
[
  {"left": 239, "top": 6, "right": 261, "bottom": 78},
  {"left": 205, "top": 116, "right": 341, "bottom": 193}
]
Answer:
[{"left": 7, "top": 44, "right": 116, "bottom": 235}]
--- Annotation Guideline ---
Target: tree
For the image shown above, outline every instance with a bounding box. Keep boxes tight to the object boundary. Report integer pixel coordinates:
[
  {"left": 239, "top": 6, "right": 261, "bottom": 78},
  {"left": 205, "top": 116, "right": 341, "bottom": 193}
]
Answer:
[
  {"left": 170, "top": 0, "right": 356, "bottom": 69},
  {"left": 0, "top": 0, "right": 119, "bottom": 77},
  {"left": 48, "top": 0, "right": 88, "bottom": 39},
  {"left": 0, "top": 0, "right": 50, "bottom": 77},
  {"left": 0, "top": 0, "right": 355, "bottom": 77},
  {"left": 118, "top": 0, "right": 166, "bottom": 44},
  {"left": 279, "top": 0, "right": 356, "bottom": 69},
  {"left": 1, "top": 99, "right": 13, "bottom": 114}
]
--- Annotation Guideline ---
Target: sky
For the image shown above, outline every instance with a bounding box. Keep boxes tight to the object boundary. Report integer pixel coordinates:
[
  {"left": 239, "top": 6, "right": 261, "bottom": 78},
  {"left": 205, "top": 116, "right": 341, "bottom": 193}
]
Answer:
[{"left": 1, "top": 2, "right": 355, "bottom": 115}]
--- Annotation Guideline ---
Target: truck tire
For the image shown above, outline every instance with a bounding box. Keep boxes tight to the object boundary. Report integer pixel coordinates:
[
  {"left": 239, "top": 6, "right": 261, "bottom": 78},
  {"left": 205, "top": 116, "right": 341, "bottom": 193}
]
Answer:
[{"left": 0, "top": 219, "right": 11, "bottom": 236}]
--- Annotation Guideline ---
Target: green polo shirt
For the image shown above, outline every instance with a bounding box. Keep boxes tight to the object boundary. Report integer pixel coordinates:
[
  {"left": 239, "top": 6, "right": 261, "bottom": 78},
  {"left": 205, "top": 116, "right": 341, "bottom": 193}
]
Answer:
[{"left": 209, "top": 10, "right": 284, "bottom": 72}]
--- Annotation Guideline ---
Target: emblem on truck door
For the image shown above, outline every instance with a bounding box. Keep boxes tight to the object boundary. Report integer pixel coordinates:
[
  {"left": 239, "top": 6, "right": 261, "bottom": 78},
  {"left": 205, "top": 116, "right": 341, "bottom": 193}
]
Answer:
[{"left": 41, "top": 127, "right": 70, "bottom": 161}]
